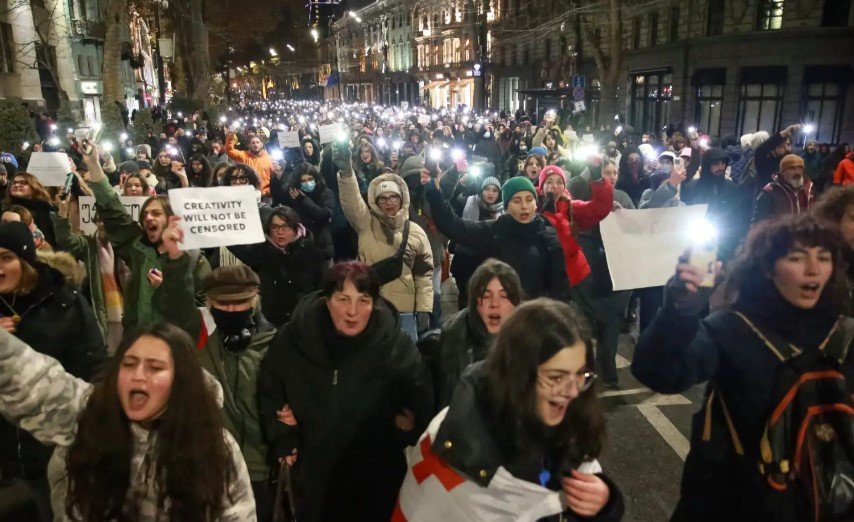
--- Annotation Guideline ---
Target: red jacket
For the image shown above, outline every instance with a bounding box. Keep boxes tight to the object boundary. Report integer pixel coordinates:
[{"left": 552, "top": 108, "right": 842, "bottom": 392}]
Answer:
[
  {"left": 834, "top": 153, "right": 854, "bottom": 186},
  {"left": 540, "top": 179, "right": 613, "bottom": 286}
]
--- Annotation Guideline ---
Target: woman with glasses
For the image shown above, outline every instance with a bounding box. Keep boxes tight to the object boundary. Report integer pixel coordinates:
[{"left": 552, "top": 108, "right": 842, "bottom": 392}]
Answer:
[
  {"left": 226, "top": 206, "right": 324, "bottom": 327},
  {"left": 397, "top": 298, "right": 624, "bottom": 521},
  {"left": 2, "top": 172, "right": 57, "bottom": 248},
  {"left": 334, "top": 144, "right": 434, "bottom": 341},
  {"left": 222, "top": 164, "right": 271, "bottom": 210}
]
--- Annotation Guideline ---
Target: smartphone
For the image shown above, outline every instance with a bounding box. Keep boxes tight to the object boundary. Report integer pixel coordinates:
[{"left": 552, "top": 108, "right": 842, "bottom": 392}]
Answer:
[
  {"left": 689, "top": 239, "right": 718, "bottom": 288},
  {"left": 673, "top": 157, "right": 684, "bottom": 169},
  {"left": 62, "top": 172, "right": 75, "bottom": 195}
]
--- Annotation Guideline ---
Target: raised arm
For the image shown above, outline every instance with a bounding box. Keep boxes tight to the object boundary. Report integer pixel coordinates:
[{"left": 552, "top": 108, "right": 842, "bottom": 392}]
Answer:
[
  {"left": 570, "top": 164, "right": 614, "bottom": 231},
  {"left": 335, "top": 144, "right": 371, "bottom": 234},
  {"left": 224, "top": 132, "right": 250, "bottom": 163},
  {"left": 0, "top": 329, "right": 92, "bottom": 447},
  {"left": 423, "top": 181, "right": 492, "bottom": 251}
]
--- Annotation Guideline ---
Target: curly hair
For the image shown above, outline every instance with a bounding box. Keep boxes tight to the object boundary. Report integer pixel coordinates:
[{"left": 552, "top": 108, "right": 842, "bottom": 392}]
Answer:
[
  {"left": 813, "top": 185, "right": 854, "bottom": 226},
  {"left": 65, "top": 323, "right": 235, "bottom": 521},
  {"left": 484, "top": 298, "right": 605, "bottom": 466},
  {"left": 727, "top": 215, "right": 850, "bottom": 316}
]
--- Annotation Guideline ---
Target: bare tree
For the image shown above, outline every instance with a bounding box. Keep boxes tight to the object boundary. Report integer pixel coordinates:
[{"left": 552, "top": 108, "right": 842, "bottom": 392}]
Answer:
[
  {"left": 6, "top": 0, "right": 72, "bottom": 101},
  {"left": 581, "top": 0, "right": 623, "bottom": 122},
  {"left": 102, "top": 0, "right": 130, "bottom": 104}
]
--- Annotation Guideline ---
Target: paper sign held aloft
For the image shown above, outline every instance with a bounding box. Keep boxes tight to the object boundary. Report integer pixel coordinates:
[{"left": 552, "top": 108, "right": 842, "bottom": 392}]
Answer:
[
  {"left": 78, "top": 195, "right": 150, "bottom": 235},
  {"left": 27, "top": 152, "right": 70, "bottom": 186},
  {"left": 319, "top": 123, "right": 344, "bottom": 144},
  {"left": 600, "top": 205, "right": 709, "bottom": 291},
  {"left": 168, "top": 186, "right": 264, "bottom": 250},
  {"left": 417, "top": 114, "right": 430, "bottom": 125},
  {"left": 278, "top": 130, "right": 300, "bottom": 149}
]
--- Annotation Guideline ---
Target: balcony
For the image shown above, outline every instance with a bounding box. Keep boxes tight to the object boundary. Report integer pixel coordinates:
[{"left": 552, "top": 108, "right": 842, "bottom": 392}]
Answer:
[{"left": 70, "top": 19, "right": 106, "bottom": 41}]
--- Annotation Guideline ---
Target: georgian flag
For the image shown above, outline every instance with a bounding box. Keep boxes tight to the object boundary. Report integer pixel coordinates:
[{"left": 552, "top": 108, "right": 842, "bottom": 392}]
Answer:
[{"left": 393, "top": 408, "right": 602, "bottom": 522}]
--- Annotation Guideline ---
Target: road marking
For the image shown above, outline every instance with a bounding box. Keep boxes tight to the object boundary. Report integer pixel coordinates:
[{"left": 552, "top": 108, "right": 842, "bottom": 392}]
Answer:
[
  {"left": 640, "top": 393, "right": 692, "bottom": 406},
  {"left": 599, "top": 387, "right": 651, "bottom": 398},
  {"left": 616, "top": 354, "right": 631, "bottom": 369},
  {"left": 637, "top": 403, "right": 690, "bottom": 461}
]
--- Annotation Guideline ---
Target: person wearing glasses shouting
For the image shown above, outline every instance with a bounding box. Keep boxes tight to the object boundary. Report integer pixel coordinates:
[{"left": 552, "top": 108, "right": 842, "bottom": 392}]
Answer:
[{"left": 396, "top": 298, "right": 624, "bottom": 522}]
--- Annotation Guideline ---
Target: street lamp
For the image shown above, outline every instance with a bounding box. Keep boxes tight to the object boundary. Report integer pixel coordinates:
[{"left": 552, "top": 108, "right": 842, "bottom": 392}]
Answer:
[
  {"left": 286, "top": 44, "right": 295, "bottom": 52},
  {"left": 269, "top": 47, "right": 277, "bottom": 57},
  {"left": 310, "top": 28, "right": 319, "bottom": 42},
  {"left": 348, "top": 11, "right": 362, "bottom": 23}
]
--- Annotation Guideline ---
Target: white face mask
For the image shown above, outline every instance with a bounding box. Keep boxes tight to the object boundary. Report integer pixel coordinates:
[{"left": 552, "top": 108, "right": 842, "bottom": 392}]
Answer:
[{"left": 483, "top": 132, "right": 492, "bottom": 139}]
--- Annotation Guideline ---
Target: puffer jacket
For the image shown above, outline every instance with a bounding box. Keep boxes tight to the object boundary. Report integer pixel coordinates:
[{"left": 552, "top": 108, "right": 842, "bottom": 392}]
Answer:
[
  {"left": 539, "top": 177, "right": 613, "bottom": 286},
  {"left": 338, "top": 171, "right": 434, "bottom": 313},
  {"left": 0, "top": 263, "right": 105, "bottom": 481},
  {"left": 751, "top": 173, "right": 814, "bottom": 226},
  {"left": 159, "top": 253, "right": 277, "bottom": 482},
  {"left": 225, "top": 133, "right": 274, "bottom": 195},
  {"left": 834, "top": 153, "right": 854, "bottom": 186},
  {"left": 0, "top": 330, "right": 255, "bottom": 521}
]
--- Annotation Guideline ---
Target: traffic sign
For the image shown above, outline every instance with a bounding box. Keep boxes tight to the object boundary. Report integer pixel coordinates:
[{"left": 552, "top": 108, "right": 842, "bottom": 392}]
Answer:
[
  {"left": 571, "top": 75, "right": 586, "bottom": 88},
  {"left": 572, "top": 86, "right": 585, "bottom": 101}
]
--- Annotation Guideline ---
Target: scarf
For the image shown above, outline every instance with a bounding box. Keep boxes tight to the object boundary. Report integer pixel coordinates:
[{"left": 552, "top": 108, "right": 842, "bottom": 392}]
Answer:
[
  {"left": 462, "top": 195, "right": 503, "bottom": 221},
  {"left": 265, "top": 224, "right": 306, "bottom": 253},
  {"left": 97, "top": 239, "right": 124, "bottom": 323}
]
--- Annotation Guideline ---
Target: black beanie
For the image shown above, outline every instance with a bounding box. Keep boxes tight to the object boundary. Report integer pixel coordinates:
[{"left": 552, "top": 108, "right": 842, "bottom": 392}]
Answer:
[{"left": 0, "top": 221, "right": 36, "bottom": 265}]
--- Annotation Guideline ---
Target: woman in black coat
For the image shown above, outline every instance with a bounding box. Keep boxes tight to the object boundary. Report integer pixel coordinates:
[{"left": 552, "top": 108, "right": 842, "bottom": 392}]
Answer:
[
  {"left": 632, "top": 215, "right": 853, "bottom": 522},
  {"left": 258, "top": 261, "right": 433, "bottom": 522},
  {"left": 270, "top": 162, "right": 335, "bottom": 261},
  {"left": 227, "top": 206, "right": 323, "bottom": 327}
]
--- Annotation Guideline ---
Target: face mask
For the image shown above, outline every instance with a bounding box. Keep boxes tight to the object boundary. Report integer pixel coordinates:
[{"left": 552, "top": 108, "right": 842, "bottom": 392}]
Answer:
[
  {"left": 210, "top": 308, "right": 255, "bottom": 352},
  {"left": 301, "top": 181, "right": 316, "bottom": 193},
  {"left": 483, "top": 132, "right": 491, "bottom": 139},
  {"left": 660, "top": 165, "right": 672, "bottom": 174}
]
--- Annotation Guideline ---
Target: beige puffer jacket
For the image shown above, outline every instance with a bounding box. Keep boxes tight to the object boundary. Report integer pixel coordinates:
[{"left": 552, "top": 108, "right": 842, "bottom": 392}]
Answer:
[{"left": 338, "top": 171, "right": 433, "bottom": 313}]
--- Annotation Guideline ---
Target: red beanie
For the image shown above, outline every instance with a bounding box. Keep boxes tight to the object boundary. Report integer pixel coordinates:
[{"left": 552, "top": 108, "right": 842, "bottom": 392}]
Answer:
[{"left": 537, "top": 165, "right": 566, "bottom": 193}]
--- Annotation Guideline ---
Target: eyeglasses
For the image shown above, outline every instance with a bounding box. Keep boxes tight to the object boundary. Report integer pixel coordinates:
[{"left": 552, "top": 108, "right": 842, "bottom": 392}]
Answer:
[
  {"left": 268, "top": 224, "right": 293, "bottom": 233},
  {"left": 11, "top": 180, "right": 28, "bottom": 187},
  {"left": 376, "top": 195, "right": 401, "bottom": 204},
  {"left": 231, "top": 175, "right": 249, "bottom": 183},
  {"left": 537, "top": 369, "right": 597, "bottom": 394}
]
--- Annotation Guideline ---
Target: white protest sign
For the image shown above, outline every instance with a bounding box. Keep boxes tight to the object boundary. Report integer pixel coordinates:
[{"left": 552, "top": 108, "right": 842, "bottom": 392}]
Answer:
[
  {"left": 278, "top": 130, "right": 300, "bottom": 149},
  {"left": 417, "top": 114, "right": 430, "bottom": 125},
  {"left": 78, "top": 195, "right": 150, "bottom": 235},
  {"left": 600, "top": 205, "right": 709, "bottom": 291},
  {"left": 73, "top": 128, "right": 90, "bottom": 142},
  {"left": 318, "top": 123, "right": 344, "bottom": 144},
  {"left": 168, "top": 186, "right": 264, "bottom": 250},
  {"left": 26, "top": 152, "right": 70, "bottom": 186}
]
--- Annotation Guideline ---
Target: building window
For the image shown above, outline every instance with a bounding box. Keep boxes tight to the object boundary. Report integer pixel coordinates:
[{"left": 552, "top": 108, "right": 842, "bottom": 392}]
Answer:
[
  {"left": 632, "top": 17, "right": 641, "bottom": 50},
  {"left": 88, "top": 55, "right": 97, "bottom": 76},
  {"left": 707, "top": 0, "right": 724, "bottom": 36},
  {"left": 801, "top": 66, "right": 851, "bottom": 143},
  {"left": 737, "top": 66, "right": 787, "bottom": 135},
  {"left": 756, "top": 0, "right": 784, "bottom": 31},
  {"left": 544, "top": 38, "right": 551, "bottom": 61},
  {"left": 669, "top": 7, "right": 680, "bottom": 42},
  {"left": 692, "top": 68, "right": 726, "bottom": 138},
  {"left": 648, "top": 12, "right": 659, "bottom": 46},
  {"left": 0, "top": 23, "right": 14, "bottom": 73},
  {"left": 77, "top": 55, "right": 87, "bottom": 76},
  {"left": 822, "top": 0, "right": 851, "bottom": 26},
  {"left": 630, "top": 70, "right": 673, "bottom": 133}
]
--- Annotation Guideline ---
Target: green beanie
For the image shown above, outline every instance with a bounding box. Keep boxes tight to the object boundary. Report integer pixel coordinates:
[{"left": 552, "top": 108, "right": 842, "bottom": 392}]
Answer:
[{"left": 501, "top": 176, "right": 538, "bottom": 209}]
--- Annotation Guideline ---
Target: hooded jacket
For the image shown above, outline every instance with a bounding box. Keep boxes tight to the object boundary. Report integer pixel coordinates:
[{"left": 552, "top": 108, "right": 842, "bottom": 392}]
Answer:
[
  {"left": 338, "top": 170, "right": 434, "bottom": 313},
  {"left": 751, "top": 173, "right": 814, "bottom": 226},
  {"left": 0, "top": 329, "right": 255, "bottom": 521},
  {"left": 301, "top": 137, "right": 321, "bottom": 166},
  {"left": 258, "top": 292, "right": 433, "bottom": 522},
  {"left": 680, "top": 148, "right": 749, "bottom": 262},
  {"left": 225, "top": 133, "right": 273, "bottom": 196},
  {"left": 834, "top": 152, "right": 854, "bottom": 186},
  {"left": 158, "top": 253, "right": 277, "bottom": 482}
]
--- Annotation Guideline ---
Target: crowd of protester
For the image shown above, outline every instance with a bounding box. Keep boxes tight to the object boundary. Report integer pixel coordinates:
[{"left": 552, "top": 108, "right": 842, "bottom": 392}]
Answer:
[{"left": 0, "top": 98, "right": 850, "bottom": 521}]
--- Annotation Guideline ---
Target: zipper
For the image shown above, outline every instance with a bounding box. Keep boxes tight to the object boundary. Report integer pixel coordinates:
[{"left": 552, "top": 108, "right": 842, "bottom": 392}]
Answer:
[{"left": 332, "top": 369, "right": 338, "bottom": 386}]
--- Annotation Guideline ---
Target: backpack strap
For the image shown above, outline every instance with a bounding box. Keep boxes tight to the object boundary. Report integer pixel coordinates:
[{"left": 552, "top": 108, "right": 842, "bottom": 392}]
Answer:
[
  {"left": 822, "top": 316, "right": 854, "bottom": 364},
  {"left": 702, "top": 388, "right": 745, "bottom": 456},
  {"left": 732, "top": 311, "right": 802, "bottom": 361},
  {"left": 395, "top": 220, "right": 411, "bottom": 260}
]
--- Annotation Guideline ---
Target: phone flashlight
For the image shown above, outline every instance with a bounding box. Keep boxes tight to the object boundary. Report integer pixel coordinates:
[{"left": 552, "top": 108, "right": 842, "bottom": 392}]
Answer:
[
  {"left": 337, "top": 130, "right": 349, "bottom": 143},
  {"left": 271, "top": 149, "right": 284, "bottom": 161},
  {"left": 687, "top": 219, "right": 719, "bottom": 288},
  {"left": 451, "top": 149, "right": 464, "bottom": 161},
  {"left": 429, "top": 148, "right": 442, "bottom": 161},
  {"left": 470, "top": 165, "right": 482, "bottom": 178},
  {"left": 393, "top": 140, "right": 402, "bottom": 150}
]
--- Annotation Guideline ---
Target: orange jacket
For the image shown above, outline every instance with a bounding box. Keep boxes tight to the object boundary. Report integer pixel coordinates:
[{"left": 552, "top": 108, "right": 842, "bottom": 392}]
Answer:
[
  {"left": 833, "top": 153, "right": 854, "bottom": 186},
  {"left": 225, "top": 134, "right": 273, "bottom": 195}
]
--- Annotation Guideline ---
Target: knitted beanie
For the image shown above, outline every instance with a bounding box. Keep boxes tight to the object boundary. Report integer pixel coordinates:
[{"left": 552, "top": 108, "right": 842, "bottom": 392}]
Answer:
[
  {"left": 780, "top": 154, "right": 805, "bottom": 172},
  {"left": 528, "top": 146, "right": 548, "bottom": 157},
  {"left": 480, "top": 176, "right": 501, "bottom": 192},
  {"left": 537, "top": 165, "right": 566, "bottom": 193},
  {"left": 0, "top": 221, "right": 36, "bottom": 265},
  {"left": 400, "top": 154, "right": 425, "bottom": 179},
  {"left": 501, "top": 177, "right": 538, "bottom": 209}
]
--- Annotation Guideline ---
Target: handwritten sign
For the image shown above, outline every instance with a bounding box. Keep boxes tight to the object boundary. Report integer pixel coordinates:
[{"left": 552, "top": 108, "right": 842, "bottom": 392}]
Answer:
[
  {"left": 417, "top": 114, "right": 430, "bottom": 126},
  {"left": 600, "top": 205, "right": 709, "bottom": 291},
  {"left": 26, "top": 152, "right": 70, "bottom": 186},
  {"left": 168, "top": 186, "right": 264, "bottom": 250},
  {"left": 78, "top": 195, "right": 150, "bottom": 235},
  {"left": 278, "top": 130, "right": 300, "bottom": 149},
  {"left": 318, "top": 123, "right": 344, "bottom": 144}
]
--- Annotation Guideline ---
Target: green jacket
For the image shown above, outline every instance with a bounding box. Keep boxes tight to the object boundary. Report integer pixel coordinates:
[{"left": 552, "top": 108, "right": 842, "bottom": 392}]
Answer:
[
  {"left": 51, "top": 215, "right": 108, "bottom": 339},
  {"left": 159, "top": 254, "right": 275, "bottom": 481},
  {"left": 90, "top": 178, "right": 210, "bottom": 329}
]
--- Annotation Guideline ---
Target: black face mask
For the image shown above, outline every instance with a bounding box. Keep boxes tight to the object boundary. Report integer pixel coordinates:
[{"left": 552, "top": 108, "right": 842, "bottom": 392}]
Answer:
[{"left": 210, "top": 308, "right": 255, "bottom": 352}]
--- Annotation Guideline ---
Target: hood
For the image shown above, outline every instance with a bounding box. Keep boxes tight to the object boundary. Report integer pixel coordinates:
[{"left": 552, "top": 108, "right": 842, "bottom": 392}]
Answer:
[
  {"left": 284, "top": 290, "right": 404, "bottom": 366},
  {"left": 700, "top": 147, "right": 731, "bottom": 179},
  {"left": 35, "top": 251, "right": 85, "bottom": 287},
  {"left": 367, "top": 172, "right": 410, "bottom": 228}
]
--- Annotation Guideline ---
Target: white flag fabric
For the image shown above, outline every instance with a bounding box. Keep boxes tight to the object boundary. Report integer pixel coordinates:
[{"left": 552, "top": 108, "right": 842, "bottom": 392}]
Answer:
[
  {"left": 168, "top": 186, "right": 264, "bottom": 250},
  {"left": 599, "top": 205, "right": 709, "bottom": 291}
]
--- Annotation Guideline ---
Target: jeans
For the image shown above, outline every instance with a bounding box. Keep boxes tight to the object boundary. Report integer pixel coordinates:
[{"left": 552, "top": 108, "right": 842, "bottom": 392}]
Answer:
[{"left": 400, "top": 313, "right": 418, "bottom": 341}]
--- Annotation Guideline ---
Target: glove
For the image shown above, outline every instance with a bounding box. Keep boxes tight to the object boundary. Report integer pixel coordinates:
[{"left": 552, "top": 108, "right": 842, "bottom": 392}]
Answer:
[
  {"left": 416, "top": 312, "right": 431, "bottom": 334},
  {"left": 332, "top": 142, "right": 353, "bottom": 176}
]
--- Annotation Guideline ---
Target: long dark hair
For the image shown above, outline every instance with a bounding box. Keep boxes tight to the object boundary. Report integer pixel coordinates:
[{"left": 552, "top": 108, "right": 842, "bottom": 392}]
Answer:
[
  {"left": 727, "top": 215, "right": 850, "bottom": 316},
  {"left": 484, "top": 298, "right": 605, "bottom": 463},
  {"left": 65, "top": 323, "right": 235, "bottom": 521},
  {"left": 188, "top": 154, "right": 214, "bottom": 187},
  {"left": 287, "top": 162, "right": 326, "bottom": 192},
  {"left": 223, "top": 164, "right": 260, "bottom": 189}
]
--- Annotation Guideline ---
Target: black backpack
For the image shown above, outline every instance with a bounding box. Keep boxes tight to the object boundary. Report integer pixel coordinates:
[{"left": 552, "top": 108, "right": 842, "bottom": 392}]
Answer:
[{"left": 726, "top": 312, "right": 854, "bottom": 521}]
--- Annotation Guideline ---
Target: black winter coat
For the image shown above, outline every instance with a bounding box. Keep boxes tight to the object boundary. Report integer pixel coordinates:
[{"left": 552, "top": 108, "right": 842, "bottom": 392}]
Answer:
[
  {"left": 433, "top": 362, "right": 625, "bottom": 522},
  {"left": 417, "top": 308, "right": 491, "bottom": 410},
  {"left": 269, "top": 180, "right": 335, "bottom": 259},
  {"left": 0, "top": 264, "right": 105, "bottom": 479},
  {"left": 228, "top": 235, "right": 324, "bottom": 328},
  {"left": 258, "top": 292, "right": 433, "bottom": 522},
  {"left": 632, "top": 286, "right": 852, "bottom": 522},
  {"left": 425, "top": 183, "right": 570, "bottom": 301},
  {"left": 3, "top": 197, "right": 56, "bottom": 248}
]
